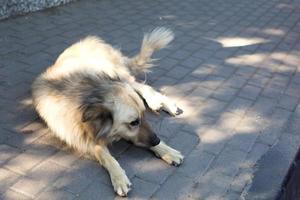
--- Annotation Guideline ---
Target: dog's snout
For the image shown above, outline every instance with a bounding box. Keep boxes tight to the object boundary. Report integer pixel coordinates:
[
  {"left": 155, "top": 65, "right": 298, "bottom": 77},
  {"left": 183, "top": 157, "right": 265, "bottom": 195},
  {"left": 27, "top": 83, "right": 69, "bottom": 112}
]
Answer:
[{"left": 149, "top": 133, "right": 160, "bottom": 146}]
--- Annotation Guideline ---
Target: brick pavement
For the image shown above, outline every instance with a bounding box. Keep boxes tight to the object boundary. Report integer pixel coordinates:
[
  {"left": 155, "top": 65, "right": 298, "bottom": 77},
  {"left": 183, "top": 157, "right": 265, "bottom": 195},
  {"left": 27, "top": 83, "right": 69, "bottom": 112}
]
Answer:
[{"left": 1, "top": 0, "right": 300, "bottom": 199}]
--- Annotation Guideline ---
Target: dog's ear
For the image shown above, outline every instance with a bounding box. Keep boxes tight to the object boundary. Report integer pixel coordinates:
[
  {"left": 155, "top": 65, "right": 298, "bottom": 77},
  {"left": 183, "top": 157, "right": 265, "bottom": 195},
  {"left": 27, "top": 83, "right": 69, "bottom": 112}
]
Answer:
[{"left": 81, "top": 102, "right": 113, "bottom": 138}]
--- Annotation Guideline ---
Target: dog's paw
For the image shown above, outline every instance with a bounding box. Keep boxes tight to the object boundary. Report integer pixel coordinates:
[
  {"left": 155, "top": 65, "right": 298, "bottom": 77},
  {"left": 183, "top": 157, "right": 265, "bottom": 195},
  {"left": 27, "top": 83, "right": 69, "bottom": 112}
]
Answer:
[
  {"left": 151, "top": 142, "right": 184, "bottom": 166},
  {"left": 111, "top": 170, "right": 132, "bottom": 197},
  {"left": 147, "top": 100, "right": 163, "bottom": 113},
  {"left": 161, "top": 148, "right": 184, "bottom": 166},
  {"left": 163, "top": 103, "right": 183, "bottom": 116}
]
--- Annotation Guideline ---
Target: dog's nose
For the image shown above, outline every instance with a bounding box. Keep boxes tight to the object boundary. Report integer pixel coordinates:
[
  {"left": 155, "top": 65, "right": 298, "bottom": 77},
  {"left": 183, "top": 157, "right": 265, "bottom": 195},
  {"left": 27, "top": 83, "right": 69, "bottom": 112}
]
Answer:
[{"left": 150, "top": 133, "right": 160, "bottom": 146}]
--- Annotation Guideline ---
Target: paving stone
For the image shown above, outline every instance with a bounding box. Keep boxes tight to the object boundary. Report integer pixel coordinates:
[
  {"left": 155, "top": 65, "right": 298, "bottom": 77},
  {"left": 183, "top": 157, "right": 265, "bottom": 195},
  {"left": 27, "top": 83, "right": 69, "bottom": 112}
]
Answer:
[
  {"left": 169, "top": 49, "right": 191, "bottom": 60},
  {"left": 180, "top": 171, "right": 234, "bottom": 200},
  {"left": 35, "top": 187, "right": 76, "bottom": 200},
  {"left": 5, "top": 130, "right": 47, "bottom": 150},
  {"left": 226, "top": 97, "right": 254, "bottom": 116},
  {"left": 187, "top": 86, "right": 214, "bottom": 103},
  {"left": 201, "top": 75, "right": 226, "bottom": 90},
  {"left": 4, "top": 144, "right": 57, "bottom": 174},
  {"left": 0, "top": 189, "right": 32, "bottom": 200},
  {"left": 212, "top": 65, "right": 237, "bottom": 79},
  {"left": 285, "top": 114, "right": 300, "bottom": 136},
  {"left": 158, "top": 57, "right": 180, "bottom": 70},
  {"left": 117, "top": 146, "right": 153, "bottom": 180},
  {"left": 249, "top": 74, "right": 269, "bottom": 87},
  {"left": 53, "top": 168, "right": 94, "bottom": 195},
  {"left": 250, "top": 96, "right": 277, "bottom": 117},
  {"left": 258, "top": 108, "right": 292, "bottom": 145},
  {"left": 278, "top": 94, "right": 299, "bottom": 111},
  {"left": 152, "top": 172, "right": 193, "bottom": 200},
  {"left": 0, "top": 144, "right": 21, "bottom": 165},
  {"left": 213, "top": 86, "right": 238, "bottom": 102},
  {"left": 228, "top": 114, "right": 261, "bottom": 152},
  {"left": 261, "top": 85, "right": 285, "bottom": 100},
  {"left": 160, "top": 76, "right": 199, "bottom": 99},
  {"left": 197, "top": 127, "right": 230, "bottom": 155},
  {"left": 10, "top": 160, "right": 67, "bottom": 198},
  {"left": 76, "top": 179, "right": 114, "bottom": 200},
  {"left": 167, "top": 130, "right": 199, "bottom": 156},
  {"left": 150, "top": 117, "right": 183, "bottom": 139},
  {"left": 70, "top": 158, "right": 108, "bottom": 182},
  {"left": 191, "top": 64, "right": 215, "bottom": 80},
  {"left": 225, "top": 74, "right": 249, "bottom": 89},
  {"left": 151, "top": 76, "right": 177, "bottom": 89},
  {"left": 165, "top": 65, "right": 192, "bottom": 79},
  {"left": 199, "top": 98, "right": 228, "bottom": 118},
  {"left": 126, "top": 177, "right": 160, "bottom": 199},
  {"left": 108, "top": 140, "right": 131, "bottom": 158},
  {"left": 235, "top": 66, "right": 256, "bottom": 78},
  {"left": 220, "top": 191, "right": 241, "bottom": 200},
  {"left": 230, "top": 168, "right": 253, "bottom": 193},
  {"left": 181, "top": 56, "right": 204, "bottom": 69},
  {"left": 238, "top": 84, "right": 262, "bottom": 100},
  {"left": 178, "top": 149, "right": 215, "bottom": 178},
  {"left": 243, "top": 142, "right": 270, "bottom": 168},
  {"left": 182, "top": 115, "right": 216, "bottom": 136},
  {"left": 208, "top": 146, "right": 247, "bottom": 177},
  {"left": 136, "top": 156, "right": 175, "bottom": 184},
  {"left": 216, "top": 112, "right": 243, "bottom": 133},
  {"left": 0, "top": 168, "right": 21, "bottom": 193}
]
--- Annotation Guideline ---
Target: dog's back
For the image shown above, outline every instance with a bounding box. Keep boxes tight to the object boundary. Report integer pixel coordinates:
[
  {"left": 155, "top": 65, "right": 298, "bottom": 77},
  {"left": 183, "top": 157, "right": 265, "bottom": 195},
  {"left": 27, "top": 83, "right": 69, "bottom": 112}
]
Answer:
[{"left": 45, "top": 36, "right": 130, "bottom": 80}]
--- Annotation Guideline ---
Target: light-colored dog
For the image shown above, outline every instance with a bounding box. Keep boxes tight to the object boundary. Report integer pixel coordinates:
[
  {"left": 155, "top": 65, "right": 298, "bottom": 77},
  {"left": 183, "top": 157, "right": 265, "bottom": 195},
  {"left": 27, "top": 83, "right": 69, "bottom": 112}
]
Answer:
[{"left": 32, "top": 27, "right": 183, "bottom": 196}]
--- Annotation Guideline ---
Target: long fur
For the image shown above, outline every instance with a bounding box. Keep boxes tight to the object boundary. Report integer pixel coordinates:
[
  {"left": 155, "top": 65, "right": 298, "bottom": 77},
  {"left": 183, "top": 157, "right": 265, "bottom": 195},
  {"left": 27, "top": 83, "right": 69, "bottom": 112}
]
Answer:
[
  {"left": 126, "top": 27, "right": 174, "bottom": 74},
  {"left": 31, "top": 27, "right": 183, "bottom": 197}
]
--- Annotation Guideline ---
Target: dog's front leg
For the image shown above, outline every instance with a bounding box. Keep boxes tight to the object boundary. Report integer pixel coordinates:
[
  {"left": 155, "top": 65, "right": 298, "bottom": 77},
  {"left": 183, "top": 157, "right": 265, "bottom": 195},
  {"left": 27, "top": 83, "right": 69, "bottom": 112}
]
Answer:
[
  {"left": 93, "top": 145, "right": 131, "bottom": 196},
  {"left": 150, "top": 141, "right": 184, "bottom": 166},
  {"left": 131, "top": 82, "right": 182, "bottom": 116}
]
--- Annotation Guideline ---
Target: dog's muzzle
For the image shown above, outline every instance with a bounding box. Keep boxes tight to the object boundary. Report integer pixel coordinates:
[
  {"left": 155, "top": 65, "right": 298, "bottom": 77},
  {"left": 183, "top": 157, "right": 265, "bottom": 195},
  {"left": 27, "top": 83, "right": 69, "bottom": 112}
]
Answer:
[{"left": 149, "top": 133, "right": 160, "bottom": 146}]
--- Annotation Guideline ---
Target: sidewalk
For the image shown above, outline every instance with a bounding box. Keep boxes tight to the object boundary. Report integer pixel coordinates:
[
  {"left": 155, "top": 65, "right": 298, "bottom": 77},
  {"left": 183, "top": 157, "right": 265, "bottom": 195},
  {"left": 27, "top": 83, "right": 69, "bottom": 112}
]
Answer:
[{"left": 1, "top": 0, "right": 300, "bottom": 199}]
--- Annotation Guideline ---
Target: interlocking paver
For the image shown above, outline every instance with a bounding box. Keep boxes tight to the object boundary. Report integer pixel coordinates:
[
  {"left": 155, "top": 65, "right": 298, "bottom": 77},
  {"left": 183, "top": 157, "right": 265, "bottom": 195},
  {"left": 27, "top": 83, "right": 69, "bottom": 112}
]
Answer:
[
  {"left": 0, "top": 144, "right": 21, "bottom": 166},
  {"left": 35, "top": 187, "right": 76, "bottom": 200},
  {"left": 10, "top": 160, "right": 67, "bottom": 198},
  {"left": 151, "top": 172, "right": 192, "bottom": 200},
  {"left": 1, "top": 0, "right": 300, "bottom": 199},
  {"left": 0, "top": 168, "right": 21, "bottom": 193}
]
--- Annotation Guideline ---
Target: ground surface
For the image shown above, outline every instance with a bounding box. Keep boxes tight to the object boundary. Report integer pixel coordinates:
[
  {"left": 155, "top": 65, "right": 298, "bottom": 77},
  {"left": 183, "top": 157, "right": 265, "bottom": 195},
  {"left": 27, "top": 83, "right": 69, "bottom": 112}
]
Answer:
[{"left": 0, "top": 0, "right": 300, "bottom": 199}]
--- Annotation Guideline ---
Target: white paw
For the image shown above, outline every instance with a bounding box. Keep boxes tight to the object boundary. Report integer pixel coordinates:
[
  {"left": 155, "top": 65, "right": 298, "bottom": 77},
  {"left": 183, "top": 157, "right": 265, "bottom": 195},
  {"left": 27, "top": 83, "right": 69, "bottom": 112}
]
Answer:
[
  {"left": 147, "top": 100, "right": 163, "bottom": 113},
  {"left": 111, "top": 170, "right": 132, "bottom": 196},
  {"left": 151, "top": 142, "right": 184, "bottom": 166},
  {"left": 161, "top": 148, "right": 184, "bottom": 166},
  {"left": 162, "top": 102, "right": 183, "bottom": 116}
]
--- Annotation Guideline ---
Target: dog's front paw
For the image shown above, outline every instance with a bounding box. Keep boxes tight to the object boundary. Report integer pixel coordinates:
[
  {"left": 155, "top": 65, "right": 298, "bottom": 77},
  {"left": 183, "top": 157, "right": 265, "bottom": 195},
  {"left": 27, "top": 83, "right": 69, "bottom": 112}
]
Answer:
[
  {"left": 161, "top": 148, "right": 184, "bottom": 166},
  {"left": 163, "top": 102, "right": 183, "bottom": 116},
  {"left": 111, "top": 170, "right": 132, "bottom": 196},
  {"left": 151, "top": 142, "right": 184, "bottom": 166},
  {"left": 147, "top": 100, "right": 163, "bottom": 114}
]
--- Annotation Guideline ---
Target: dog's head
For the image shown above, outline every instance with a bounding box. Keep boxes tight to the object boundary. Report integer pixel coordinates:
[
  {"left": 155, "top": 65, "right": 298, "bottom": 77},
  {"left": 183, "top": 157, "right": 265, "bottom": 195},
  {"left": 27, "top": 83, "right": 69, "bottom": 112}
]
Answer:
[{"left": 81, "top": 82, "right": 160, "bottom": 147}]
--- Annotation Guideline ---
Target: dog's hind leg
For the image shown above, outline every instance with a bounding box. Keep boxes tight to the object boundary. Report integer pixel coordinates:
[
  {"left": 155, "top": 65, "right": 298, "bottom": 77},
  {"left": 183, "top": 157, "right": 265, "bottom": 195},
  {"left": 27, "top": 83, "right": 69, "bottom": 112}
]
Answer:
[
  {"left": 150, "top": 141, "right": 184, "bottom": 166},
  {"left": 131, "top": 81, "right": 182, "bottom": 116},
  {"left": 93, "top": 144, "right": 131, "bottom": 196}
]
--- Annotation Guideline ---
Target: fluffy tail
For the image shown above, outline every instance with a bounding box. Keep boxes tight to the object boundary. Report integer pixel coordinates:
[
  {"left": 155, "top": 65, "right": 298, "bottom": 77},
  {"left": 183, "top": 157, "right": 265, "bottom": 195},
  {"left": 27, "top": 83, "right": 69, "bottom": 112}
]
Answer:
[{"left": 127, "top": 27, "right": 174, "bottom": 74}]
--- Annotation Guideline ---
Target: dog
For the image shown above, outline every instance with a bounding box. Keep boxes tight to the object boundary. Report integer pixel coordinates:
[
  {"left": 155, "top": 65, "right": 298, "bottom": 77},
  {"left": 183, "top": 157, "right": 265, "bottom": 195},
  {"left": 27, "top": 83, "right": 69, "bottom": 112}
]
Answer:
[{"left": 31, "top": 27, "right": 184, "bottom": 196}]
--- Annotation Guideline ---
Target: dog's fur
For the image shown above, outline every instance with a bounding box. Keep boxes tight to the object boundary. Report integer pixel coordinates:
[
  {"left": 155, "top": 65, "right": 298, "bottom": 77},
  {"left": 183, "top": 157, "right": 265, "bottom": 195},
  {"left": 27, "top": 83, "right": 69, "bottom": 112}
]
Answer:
[{"left": 32, "top": 27, "right": 183, "bottom": 196}]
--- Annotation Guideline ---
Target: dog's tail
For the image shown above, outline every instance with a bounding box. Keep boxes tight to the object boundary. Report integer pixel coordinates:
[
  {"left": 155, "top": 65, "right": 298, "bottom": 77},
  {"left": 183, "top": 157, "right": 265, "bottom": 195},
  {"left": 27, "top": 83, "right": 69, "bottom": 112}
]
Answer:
[{"left": 127, "top": 27, "right": 174, "bottom": 74}]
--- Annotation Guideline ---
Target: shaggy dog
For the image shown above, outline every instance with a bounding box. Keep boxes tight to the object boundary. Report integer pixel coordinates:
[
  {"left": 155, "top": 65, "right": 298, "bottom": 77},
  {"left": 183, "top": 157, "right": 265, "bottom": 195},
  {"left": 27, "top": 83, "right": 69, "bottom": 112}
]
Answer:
[{"left": 32, "top": 27, "right": 183, "bottom": 196}]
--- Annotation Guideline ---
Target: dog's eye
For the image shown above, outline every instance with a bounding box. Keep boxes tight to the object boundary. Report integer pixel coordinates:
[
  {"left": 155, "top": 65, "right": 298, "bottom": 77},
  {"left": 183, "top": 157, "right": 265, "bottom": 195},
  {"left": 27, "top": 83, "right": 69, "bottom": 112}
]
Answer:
[{"left": 129, "top": 119, "right": 140, "bottom": 127}]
